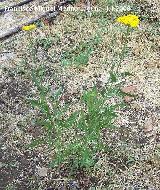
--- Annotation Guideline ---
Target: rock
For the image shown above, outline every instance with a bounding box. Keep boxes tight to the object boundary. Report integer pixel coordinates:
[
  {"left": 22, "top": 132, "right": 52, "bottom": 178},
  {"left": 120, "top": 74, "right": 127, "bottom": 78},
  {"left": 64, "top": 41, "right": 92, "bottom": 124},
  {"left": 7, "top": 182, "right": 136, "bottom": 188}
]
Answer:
[
  {"left": 121, "top": 85, "right": 136, "bottom": 102},
  {"left": 124, "top": 96, "right": 134, "bottom": 102},
  {"left": 37, "top": 166, "right": 48, "bottom": 177},
  {"left": 121, "top": 85, "right": 136, "bottom": 93},
  {"left": 144, "top": 118, "right": 153, "bottom": 133},
  {"left": 68, "top": 180, "right": 80, "bottom": 189}
]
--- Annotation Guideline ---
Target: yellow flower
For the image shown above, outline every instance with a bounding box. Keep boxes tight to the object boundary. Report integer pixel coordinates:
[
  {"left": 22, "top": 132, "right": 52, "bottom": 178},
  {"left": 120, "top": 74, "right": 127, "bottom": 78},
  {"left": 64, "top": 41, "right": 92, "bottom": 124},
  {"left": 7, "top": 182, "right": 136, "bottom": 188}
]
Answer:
[
  {"left": 117, "top": 14, "right": 140, "bottom": 28},
  {"left": 22, "top": 24, "right": 36, "bottom": 31}
]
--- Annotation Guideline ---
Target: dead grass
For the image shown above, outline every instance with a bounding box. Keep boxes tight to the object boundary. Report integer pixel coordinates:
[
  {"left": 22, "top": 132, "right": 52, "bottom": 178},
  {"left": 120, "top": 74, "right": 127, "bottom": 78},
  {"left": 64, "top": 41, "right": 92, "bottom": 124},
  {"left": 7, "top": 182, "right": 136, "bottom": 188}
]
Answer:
[{"left": 0, "top": 0, "right": 160, "bottom": 189}]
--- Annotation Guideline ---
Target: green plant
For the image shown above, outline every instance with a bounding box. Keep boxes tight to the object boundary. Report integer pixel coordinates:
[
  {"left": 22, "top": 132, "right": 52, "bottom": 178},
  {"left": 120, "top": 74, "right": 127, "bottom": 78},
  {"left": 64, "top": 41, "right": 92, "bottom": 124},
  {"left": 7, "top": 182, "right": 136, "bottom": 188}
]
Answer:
[
  {"left": 27, "top": 65, "right": 127, "bottom": 169},
  {"left": 35, "top": 37, "right": 53, "bottom": 50},
  {"left": 26, "top": 15, "right": 135, "bottom": 170},
  {"left": 61, "top": 34, "right": 101, "bottom": 66}
]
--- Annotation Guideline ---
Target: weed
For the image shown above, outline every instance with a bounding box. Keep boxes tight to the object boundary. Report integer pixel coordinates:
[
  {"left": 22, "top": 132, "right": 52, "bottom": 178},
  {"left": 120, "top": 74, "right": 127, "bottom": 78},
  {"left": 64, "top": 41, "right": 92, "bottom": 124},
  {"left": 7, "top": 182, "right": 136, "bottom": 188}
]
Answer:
[
  {"left": 26, "top": 9, "right": 135, "bottom": 171},
  {"left": 27, "top": 63, "right": 129, "bottom": 169},
  {"left": 35, "top": 37, "right": 53, "bottom": 51},
  {"left": 61, "top": 34, "right": 102, "bottom": 66}
]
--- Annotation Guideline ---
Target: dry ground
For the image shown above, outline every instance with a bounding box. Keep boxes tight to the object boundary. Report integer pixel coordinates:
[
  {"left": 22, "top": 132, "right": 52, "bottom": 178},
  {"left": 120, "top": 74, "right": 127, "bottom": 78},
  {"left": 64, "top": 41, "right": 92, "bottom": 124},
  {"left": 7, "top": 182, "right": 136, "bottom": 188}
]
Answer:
[{"left": 0, "top": 0, "right": 160, "bottom": 189}]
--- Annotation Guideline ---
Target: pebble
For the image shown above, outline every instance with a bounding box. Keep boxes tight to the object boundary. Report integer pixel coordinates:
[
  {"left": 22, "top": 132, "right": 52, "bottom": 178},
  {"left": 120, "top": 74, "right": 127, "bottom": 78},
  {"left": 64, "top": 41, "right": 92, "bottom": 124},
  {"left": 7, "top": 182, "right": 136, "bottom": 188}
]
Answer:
[{"left": 37, "top": 166, "right": 48, "bottom": 177}]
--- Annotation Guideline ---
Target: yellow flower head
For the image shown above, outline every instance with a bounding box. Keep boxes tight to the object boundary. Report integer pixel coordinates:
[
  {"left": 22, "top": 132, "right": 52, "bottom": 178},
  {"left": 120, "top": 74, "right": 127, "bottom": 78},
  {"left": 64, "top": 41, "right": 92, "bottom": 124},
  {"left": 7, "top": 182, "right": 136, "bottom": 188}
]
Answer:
[
  {"left": 22, "top": 24, "right": 36, "bottom": 31},
  {"left": 117, "top": 14, "right": 140, "bottom": 28}
]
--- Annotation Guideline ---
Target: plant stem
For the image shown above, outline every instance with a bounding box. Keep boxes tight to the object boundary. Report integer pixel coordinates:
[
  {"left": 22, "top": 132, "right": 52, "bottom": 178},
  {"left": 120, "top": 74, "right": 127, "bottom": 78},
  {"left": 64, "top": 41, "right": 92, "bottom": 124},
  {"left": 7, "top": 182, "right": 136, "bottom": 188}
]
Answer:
[{"left": 116, "top": 26, "right": 130, "bottom": 72}]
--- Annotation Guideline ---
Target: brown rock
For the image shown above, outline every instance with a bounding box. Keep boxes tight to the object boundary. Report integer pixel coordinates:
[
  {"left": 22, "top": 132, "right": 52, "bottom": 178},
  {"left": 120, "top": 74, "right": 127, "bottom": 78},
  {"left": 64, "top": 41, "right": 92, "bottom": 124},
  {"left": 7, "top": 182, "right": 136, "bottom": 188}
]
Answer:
[
  {"left": 121, "top": 85, "right": 136, "bottom": 102},
  {"left": 144, "top": 118, "right": 153, "bottom": 133},
  {"left": 121, "top": 85, "right": 136, "bottom": 93}
]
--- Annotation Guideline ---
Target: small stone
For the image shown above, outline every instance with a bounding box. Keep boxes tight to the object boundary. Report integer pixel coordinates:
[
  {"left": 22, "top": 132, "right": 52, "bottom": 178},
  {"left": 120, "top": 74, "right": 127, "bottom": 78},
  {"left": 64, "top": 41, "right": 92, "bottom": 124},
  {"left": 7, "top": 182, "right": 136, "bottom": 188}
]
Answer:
[
  {"left": 69, "top": 180, "right": 80, "bottom": 189},
  {"left": 144, "top": 118, "right": 153, "bottom": 133},
  {"left": 131, "top": 103, "right": 141, "bottom": 110},
  {"left": 121, "top": 85, "right": 136, "bottom": 103},
  {"left": 37, "top": 166, "right": 48, "bottom": 177},
  {"left": 124, "top": 96, "right": 134, "bottom": 102},
  {"left": 121, "top": 85, "right": 136, "bottom": 93}
]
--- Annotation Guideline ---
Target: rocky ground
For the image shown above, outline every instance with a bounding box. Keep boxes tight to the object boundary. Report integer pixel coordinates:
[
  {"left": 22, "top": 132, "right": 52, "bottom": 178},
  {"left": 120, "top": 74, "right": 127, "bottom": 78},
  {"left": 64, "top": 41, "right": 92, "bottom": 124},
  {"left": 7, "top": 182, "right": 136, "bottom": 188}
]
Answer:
[{"left": 0, "top": 0, "right": 160, "bottom": 189}]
